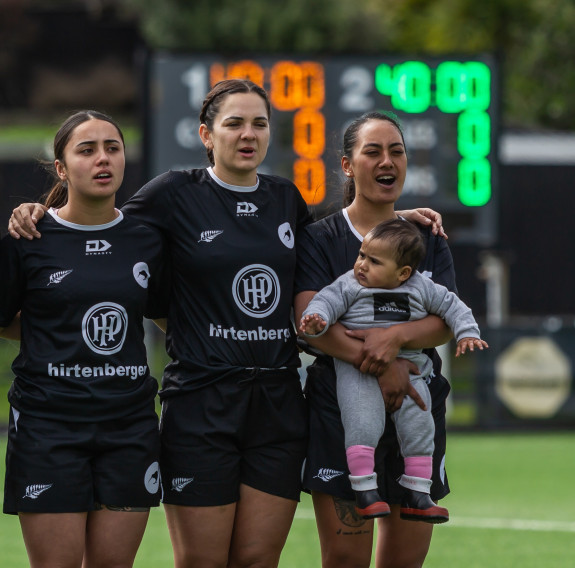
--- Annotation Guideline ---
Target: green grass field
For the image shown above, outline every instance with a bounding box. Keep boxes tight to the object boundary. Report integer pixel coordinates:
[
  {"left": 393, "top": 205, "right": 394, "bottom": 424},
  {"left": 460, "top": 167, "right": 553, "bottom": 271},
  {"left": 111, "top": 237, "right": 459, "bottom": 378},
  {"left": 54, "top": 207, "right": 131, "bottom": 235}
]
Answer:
[{"left": 1, "top": 432, "right": 574, "bottom": 567}]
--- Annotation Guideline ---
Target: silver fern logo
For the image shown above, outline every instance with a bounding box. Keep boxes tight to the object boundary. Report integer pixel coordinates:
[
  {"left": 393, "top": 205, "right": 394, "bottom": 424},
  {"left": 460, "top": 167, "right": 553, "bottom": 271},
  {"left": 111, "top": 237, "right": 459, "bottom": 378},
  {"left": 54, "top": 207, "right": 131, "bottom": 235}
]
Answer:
[
  {"left": 313, "top": 468, "right": 345, "bottom": 482},
  {"left": 198, "top": 230, "right": 223, "bottom": 243},
  {"left": 23, "top": 484, "right": 53, "bottom": 499},
  {"left": 171, "top": 477, "right": 194, "bottom": 492},
  {"left": 47, "top": 270, "right": 73, "bottom": 286}
]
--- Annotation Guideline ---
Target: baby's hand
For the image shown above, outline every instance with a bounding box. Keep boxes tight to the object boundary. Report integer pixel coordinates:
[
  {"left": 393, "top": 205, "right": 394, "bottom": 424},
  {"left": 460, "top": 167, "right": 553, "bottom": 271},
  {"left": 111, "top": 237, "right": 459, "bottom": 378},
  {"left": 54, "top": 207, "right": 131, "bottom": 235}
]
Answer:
[
  {"left": 299, "top": 313, "right": 327, "bottom": 336},
  {"left": 455, "top": 337, "right": 489, "bottom": 357}
]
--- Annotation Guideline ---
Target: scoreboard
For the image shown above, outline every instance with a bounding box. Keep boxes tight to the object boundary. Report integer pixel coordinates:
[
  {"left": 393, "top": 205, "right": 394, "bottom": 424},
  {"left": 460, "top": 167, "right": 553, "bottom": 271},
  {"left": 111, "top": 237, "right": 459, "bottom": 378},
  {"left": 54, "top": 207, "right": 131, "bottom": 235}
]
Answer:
[{"left": 146, "top": 54, "right": 498, "bottom": 243}]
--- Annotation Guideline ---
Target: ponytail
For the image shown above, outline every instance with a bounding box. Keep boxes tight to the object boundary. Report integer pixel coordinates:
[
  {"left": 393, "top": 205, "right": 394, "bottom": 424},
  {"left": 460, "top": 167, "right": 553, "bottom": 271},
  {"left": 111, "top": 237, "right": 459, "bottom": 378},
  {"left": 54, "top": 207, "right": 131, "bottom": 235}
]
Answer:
[
  {"left": 343, "top": 178, "right": 356, "bottom": 207},
  {"left": 42, "top": 174, "right": 68, "bottom": 209}
]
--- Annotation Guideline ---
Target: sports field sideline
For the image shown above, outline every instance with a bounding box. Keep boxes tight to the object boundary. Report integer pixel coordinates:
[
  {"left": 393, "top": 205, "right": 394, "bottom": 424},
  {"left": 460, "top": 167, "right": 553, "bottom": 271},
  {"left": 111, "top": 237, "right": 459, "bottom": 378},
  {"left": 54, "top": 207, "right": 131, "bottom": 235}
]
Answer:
[{"left": 1, "top": 431, "right": 574, "bottom": 567}]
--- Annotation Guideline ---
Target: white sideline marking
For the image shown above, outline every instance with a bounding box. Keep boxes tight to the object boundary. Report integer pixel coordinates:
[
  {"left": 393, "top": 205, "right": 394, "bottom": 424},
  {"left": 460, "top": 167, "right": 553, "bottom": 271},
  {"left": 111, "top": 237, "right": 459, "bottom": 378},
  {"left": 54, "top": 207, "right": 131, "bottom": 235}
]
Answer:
[
  {"left": 449, "top": 517, "right": 575, "bottom": 533},
  {"left": 294, "top": 510, "right": 575, "bottom": 533}
]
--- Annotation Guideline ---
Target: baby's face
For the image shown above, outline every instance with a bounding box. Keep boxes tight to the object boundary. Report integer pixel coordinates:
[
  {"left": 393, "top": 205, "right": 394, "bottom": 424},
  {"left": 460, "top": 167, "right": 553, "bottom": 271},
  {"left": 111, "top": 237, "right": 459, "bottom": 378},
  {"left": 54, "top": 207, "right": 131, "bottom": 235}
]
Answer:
[{"left": 354, "top": 236, "right": 403, "bottom": 289}]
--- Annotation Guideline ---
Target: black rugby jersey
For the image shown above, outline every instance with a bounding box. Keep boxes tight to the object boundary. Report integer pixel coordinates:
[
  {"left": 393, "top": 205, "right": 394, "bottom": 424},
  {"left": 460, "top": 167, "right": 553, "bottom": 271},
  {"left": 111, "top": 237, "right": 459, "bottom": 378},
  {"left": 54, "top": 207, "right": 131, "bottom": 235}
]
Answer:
[
  {"left": 294, "top": 209, "right": 457, "bottom": 384},
  {"left": 0, "top": 210, "right": 164, "bottom": 421},
  {"left": 122, "top": 167, "right": 313, "bottom": 396}
]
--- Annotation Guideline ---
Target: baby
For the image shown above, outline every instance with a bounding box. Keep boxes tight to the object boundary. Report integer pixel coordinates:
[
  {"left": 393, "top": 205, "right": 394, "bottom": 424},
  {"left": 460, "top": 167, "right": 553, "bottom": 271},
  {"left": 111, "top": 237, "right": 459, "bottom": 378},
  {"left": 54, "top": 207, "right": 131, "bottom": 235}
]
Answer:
[{"left": 300, "top": 218, "right": 488, "bottom": 523}]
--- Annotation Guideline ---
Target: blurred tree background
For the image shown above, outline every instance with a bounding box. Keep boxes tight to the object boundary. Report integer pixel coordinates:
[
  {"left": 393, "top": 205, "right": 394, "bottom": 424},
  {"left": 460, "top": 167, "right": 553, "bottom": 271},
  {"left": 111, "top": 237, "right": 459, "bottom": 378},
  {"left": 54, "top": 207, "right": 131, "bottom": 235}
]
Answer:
[
  {"left": 0, "top": 0, "right": 574, "bottom": 131},
  {"left": 119, "top": 0, "right": 575, "bottom": 131}
]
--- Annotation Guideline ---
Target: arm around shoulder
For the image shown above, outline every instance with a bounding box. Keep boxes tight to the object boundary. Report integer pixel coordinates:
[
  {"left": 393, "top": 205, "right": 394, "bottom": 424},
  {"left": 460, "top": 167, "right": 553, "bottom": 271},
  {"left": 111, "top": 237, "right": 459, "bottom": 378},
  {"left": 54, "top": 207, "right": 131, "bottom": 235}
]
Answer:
[{"left": 9, "top": 203, "right": 48, "bottom": 239}]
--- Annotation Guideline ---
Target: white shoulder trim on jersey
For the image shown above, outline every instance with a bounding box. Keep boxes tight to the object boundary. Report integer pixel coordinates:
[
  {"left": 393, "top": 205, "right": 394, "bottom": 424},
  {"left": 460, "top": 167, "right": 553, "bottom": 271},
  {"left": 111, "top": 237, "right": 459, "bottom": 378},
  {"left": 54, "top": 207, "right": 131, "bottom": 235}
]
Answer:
[
  {"left": 207, "top": 166, "right": 259, "bottom": 193},
  {"left": 342, "top": 207, "right": 363, "bottom": 242},
  {"left": 48, "top": 208, "right": 124, "bottom": 231}
]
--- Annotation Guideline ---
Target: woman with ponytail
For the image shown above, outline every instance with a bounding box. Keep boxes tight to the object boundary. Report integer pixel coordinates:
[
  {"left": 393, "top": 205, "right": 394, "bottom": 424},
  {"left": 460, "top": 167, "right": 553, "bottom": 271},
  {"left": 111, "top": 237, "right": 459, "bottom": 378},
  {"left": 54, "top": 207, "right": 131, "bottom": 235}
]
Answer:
[
  {"left": 295, "top": 111, "right": 455, "bottom": 568},
  {"left": 0, "top": 110, "right": 164, "bottom": 568}
]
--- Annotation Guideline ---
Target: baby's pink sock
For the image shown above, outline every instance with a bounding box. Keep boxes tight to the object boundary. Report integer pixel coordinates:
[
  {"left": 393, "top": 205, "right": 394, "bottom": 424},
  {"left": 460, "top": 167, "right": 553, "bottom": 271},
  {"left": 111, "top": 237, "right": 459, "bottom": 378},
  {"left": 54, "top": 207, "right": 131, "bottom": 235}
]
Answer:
[
  {"left": 346, "top": 445, "right": 376, "bottom": 476},
  {"left": 404, "top": 456, "right": 432, "bottom": 479}
]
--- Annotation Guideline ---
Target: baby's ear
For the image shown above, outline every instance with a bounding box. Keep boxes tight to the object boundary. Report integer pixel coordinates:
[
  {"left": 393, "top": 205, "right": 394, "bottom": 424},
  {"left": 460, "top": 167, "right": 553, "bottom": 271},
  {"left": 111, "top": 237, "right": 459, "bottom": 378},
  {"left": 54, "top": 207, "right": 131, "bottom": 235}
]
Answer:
[{"left": 398, "top": 266, "right": 412, "bottom": 282}]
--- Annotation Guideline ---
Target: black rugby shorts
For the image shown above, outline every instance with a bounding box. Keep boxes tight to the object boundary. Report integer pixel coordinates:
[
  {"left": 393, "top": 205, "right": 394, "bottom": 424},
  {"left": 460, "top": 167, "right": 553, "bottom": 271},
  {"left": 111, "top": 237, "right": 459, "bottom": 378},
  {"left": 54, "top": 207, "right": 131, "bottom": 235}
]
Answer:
[
  {"left": 159, "top": 368, "right": 308, "bottom": 506},
  {"left": 3, "top": 403, "right": 161, "bottom": 514}
]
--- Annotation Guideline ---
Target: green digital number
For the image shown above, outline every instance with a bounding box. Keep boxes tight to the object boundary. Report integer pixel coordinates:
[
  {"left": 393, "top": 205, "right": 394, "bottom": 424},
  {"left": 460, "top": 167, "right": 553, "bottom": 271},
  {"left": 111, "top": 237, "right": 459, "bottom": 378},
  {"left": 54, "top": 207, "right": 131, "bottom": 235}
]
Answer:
[
  {"left": 463, "top": 62, "right": 491, "bottom": 111},
  {"left": 375, "top": 59, "right": 492, "bottom": 207},
  {"left": 375, "top": 61, "right": 430, "bottom": 113},
  {"left": 458, "top": 111, "right": 491, "bottom": 158},
  {"left": 458, "top": 158, "right": 491, "bottom": 206},
  {"left": 436, "top": 61, "right": 491, "bottom": 113}
]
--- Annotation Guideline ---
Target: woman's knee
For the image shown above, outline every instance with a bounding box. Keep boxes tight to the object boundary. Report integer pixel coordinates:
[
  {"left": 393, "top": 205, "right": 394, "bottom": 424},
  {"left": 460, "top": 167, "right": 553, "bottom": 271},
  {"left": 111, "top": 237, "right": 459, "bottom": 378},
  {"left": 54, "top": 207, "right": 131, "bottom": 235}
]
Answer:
[{"left": 375, "top": 507, "right": 432, "bottom": 568}]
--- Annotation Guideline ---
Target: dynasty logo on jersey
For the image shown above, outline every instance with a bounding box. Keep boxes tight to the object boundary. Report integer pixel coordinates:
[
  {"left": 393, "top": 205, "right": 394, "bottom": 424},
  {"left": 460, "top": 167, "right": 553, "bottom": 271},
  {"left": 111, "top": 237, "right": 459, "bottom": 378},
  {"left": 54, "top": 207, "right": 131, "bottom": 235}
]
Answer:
[
  {"left": 237, "top": 202, "right": 258, "bottom": 216},
  {"left": 232, "top": 264, "right": 280, "bottom": 318},
  {"left": 86, "top": 240, "right": 112, "bottom": 255},
  {"left": 82, "top": 302, "right": 128, "bottom": 355}
]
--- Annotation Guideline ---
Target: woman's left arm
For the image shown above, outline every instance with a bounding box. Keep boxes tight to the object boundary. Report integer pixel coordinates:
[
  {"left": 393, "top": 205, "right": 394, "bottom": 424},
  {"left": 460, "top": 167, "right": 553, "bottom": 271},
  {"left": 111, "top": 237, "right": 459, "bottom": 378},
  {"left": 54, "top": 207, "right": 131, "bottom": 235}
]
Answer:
[
  {"left": 346, "top": 315, "right": 453, "bottom": 376},
  {"left": 295, "top": 291, "right": 427, "bottom": 412}
]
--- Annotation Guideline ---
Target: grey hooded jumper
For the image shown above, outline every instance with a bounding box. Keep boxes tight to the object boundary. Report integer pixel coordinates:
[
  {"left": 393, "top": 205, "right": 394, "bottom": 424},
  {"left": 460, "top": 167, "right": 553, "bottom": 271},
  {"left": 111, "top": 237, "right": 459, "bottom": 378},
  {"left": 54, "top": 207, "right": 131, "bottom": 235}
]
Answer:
[{"left": 303, "top": 269, "right": 481, "bottom": 457}]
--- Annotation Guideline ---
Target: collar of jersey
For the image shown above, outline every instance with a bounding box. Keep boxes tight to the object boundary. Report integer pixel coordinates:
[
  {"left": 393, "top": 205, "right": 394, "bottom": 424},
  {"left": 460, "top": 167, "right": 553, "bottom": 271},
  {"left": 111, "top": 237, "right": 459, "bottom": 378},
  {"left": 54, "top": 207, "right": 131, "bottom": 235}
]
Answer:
[
  {"left": 48, "top": 207, "right": 124, "bottom": 231},
  {"left": 342, "top": 207, "right": 363, "bottom": 242},
  {"left": 207, "top": 166, "right": 259, "bottom": 192},
  {"left": 342, "top": 208, "right": 408, "bottom": 243}
]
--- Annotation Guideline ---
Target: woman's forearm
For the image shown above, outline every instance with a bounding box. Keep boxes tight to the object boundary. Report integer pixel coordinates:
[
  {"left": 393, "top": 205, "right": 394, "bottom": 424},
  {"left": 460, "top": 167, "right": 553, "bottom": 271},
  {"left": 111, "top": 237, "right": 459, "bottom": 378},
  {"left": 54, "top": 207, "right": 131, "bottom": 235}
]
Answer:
[
  {"left": 295, "top": 292, "right": 452, "bottom": 373},
  {"left": 345, "top": 315, "right": 453, "bottom": 376},
  {"left": 390, "top": 315, "right": 453, "bottom": 350},
  {"left": 301, "top": 321, "right": 364, "bottom": 364}
]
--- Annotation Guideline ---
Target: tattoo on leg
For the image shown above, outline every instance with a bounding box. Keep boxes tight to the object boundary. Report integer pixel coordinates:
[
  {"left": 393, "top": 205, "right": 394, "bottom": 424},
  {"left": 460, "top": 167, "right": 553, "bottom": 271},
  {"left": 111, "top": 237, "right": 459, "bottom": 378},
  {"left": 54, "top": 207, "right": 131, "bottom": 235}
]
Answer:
[
  {"left": 333, "top": 497, "right": 368, "bottom": 528},
  {"left": 94, "top": 503, "right": 150, "bottom": 512}
]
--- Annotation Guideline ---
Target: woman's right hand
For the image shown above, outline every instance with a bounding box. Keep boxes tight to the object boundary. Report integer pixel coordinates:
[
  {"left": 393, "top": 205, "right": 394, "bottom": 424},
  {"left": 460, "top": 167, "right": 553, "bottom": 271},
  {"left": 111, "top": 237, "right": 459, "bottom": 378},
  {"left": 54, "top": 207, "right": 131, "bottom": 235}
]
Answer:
[
  {"left": 8, "top": 203, "right": 47, "bottom": 239},
  {"left": 346, "top": 326, "right": 402, "bottom": 376},
  {"left": 377, "top": 358, "right": 426, "bottom": 413}
]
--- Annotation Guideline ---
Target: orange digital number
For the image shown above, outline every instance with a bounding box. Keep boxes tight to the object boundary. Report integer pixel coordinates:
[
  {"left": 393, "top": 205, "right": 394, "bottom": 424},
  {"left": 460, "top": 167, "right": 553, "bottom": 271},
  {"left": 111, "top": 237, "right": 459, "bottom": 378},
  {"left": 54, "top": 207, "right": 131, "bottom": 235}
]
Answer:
[
  {"left": 270, "top": 61, "right": 302, "bottom": 111},
  {"left": 210, "top": 59, "right": 327, "bottom": 206},
  {"left": 209, "top": 63, "right": 226, "bottom": 86},
  {"left": 285, "top": 62, "right": 326, "bottom": 205},
  {"left": 299, "top": 62, "right": 325, "bottom": 109},
  {"left": 293, "top": 108, "right": 325, "bottom": 159},
  {"left": 210, "top": 61, "right": 265, "bottom": 87},
  {"left": 294, "top": 159, "right": 326, "bottom": 205}
]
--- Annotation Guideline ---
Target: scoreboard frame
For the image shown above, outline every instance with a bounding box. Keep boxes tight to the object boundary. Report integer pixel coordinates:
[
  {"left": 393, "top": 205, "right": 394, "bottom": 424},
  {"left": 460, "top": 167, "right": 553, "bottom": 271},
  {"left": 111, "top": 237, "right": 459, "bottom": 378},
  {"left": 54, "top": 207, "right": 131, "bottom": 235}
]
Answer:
[{"left": 145, "top": 53, "right": 499, "bottom": 244}]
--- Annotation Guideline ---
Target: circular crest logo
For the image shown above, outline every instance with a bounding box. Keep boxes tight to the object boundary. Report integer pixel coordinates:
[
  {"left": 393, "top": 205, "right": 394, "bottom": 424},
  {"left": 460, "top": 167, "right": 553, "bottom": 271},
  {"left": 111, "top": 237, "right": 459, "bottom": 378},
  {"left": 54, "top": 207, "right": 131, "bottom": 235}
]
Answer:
[
  {"left": 232, "top": 264, "right": 281, "bottom": 318},
  {"left": 82, "top": 302, "right": 128, "bottom": 355}
]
